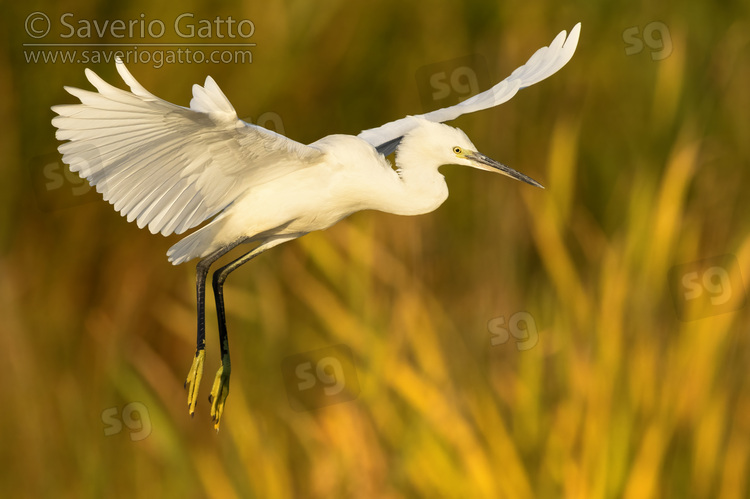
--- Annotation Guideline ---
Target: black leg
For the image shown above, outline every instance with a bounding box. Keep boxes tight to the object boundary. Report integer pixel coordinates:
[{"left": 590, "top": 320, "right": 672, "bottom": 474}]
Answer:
[
  {"left": 211, "top": 246, "right": 267, "bottom": 363},
  {"left": 184, "top": 239, "right": 247, "bottom": 417},
  {"left": 206, "top": 234, "right": 301, "bottom": 429},
  {"left": 195, "top": 251, "right": 228, "bottom": 358}
]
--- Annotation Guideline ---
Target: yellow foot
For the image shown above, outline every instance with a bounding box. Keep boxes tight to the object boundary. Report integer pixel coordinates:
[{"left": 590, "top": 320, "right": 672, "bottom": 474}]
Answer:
[
  {"left": 208, "top": 357, "right": 231, "bottom": 431},
  {"left": 184, "top": 349, "right": 205, "bottom": 417}
]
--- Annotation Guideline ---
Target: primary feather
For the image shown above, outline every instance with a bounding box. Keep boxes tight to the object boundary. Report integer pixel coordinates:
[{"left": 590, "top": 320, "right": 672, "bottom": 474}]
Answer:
[
  {"left": 358, "top": 23, "right": 581, "bottom": 155},
  {"left": 51, "top": 24, "right": 580, "bottom": 265},
  {"left": 52, "top": 58, "right": 322, "bottom": 237}
]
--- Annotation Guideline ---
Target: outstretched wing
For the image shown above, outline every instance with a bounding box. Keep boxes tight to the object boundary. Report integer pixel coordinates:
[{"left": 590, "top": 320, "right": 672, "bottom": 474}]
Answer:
[
  {"left": 359, "top": 23, "right": 581, "bottom": 155},
  {"left": 52, "top": 58, "right": 323, "bottom": 236}
]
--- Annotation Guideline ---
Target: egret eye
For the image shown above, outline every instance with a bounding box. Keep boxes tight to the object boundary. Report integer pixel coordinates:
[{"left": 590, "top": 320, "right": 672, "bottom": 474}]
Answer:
[{"left": 453, "top": 146, "right": 463, "bottom": 155}]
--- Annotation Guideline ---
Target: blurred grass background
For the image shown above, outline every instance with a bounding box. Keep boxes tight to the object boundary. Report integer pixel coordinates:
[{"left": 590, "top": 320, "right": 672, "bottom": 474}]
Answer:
[{"left": 2, "top": 0, "right": 750, "bottom": 497}]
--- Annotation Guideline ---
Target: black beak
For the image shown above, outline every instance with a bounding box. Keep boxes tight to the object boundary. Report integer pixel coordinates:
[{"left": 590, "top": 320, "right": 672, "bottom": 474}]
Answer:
[{"left": 468, "top": 151, "right": 544, "bottom": 189}]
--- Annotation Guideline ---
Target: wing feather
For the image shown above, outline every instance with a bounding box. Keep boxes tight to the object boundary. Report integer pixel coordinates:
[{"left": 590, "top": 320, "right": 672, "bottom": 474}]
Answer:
[
  {"left": 358, "top": 23, "right": 581, "bottom": 153},
  {"left": 52, "top": 58, "right": 323, "bottom": 236}
]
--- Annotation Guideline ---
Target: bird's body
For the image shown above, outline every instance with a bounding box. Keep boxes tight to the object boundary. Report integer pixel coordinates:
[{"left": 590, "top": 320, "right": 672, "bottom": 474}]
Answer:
[
  {"left": 170, "top": 125, "right": 460, "bottom": 264},
  {"left": 52, "top": 23, "right": 581, "bottom": 429}
]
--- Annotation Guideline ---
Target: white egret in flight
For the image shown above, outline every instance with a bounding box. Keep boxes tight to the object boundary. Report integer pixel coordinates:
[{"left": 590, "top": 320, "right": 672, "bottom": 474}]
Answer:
[{"left": 52, "top": 23, "right": 580, "bottom": 429}]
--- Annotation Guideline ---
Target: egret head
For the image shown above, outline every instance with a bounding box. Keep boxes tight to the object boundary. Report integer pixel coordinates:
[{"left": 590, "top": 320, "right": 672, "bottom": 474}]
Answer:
[{"left": 396, "top": 119, "right": 543, "bottom": 188}]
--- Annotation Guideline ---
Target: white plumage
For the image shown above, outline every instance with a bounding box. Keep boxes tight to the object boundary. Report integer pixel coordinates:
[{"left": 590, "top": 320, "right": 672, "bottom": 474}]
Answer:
[
  {"left": 53, "top": 62, "right": 322, "bottom": 244},
  {"left": 52, "top": 23, "right": 579, "bottom": 265},
  {"left": 52, "top": 23, "right": 581, "bottom": 428},
  {"left": 358, "top": 23, "right": 581, "bottom": 150}
]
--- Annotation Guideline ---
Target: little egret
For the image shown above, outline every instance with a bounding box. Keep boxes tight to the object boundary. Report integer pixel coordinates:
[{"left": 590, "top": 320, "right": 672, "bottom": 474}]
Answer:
[{"left": 52, "top": 23, "right": 580, "bottom": 429}]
